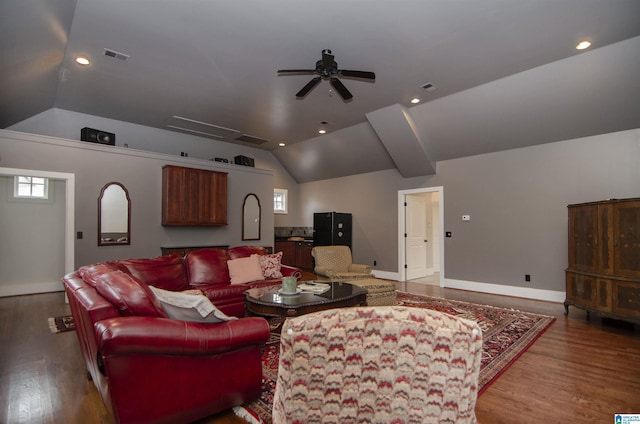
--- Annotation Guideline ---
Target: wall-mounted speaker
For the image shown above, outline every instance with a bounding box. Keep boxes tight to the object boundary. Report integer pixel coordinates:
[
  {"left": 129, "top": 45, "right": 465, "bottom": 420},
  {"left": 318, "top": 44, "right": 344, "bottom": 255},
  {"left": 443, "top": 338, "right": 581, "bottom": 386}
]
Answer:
[
  {"left": 234, "top": 155, "right": 254, "bottom": 167},
  {"left": 81, "top": 127, "right": 116, "bottom": 146}
]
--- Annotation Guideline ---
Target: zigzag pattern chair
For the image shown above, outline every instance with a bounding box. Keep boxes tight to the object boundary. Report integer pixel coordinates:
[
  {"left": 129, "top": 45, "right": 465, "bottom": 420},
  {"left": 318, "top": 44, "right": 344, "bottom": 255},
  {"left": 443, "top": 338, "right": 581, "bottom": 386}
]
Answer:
[
  {"left": 272, "top": 306, "right": 483, "bottom": 424},
  {"left": 311, "top": 245, "right": 373, "bottom": 280}
]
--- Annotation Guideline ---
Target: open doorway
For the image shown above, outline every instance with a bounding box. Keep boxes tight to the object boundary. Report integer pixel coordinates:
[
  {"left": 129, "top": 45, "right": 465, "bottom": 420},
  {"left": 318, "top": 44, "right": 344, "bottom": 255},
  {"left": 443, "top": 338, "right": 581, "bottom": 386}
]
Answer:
[
  {"left": 397, "top": 187, "right": 444, "bottom": 286},
  {"left": 0, "top": 167, "right": 75, "bottom": 297}
]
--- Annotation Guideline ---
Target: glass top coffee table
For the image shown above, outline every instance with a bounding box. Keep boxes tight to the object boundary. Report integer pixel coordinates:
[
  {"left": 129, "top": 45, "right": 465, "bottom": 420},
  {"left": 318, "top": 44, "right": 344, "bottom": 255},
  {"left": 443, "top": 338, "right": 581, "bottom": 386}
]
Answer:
[{"left": 244, "top": 281, "right": 368, "bottom": 317}]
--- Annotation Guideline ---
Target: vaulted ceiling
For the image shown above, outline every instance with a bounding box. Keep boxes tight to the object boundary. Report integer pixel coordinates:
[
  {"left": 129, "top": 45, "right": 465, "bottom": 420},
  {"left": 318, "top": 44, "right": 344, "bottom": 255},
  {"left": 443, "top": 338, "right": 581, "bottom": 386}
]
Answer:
[{"left": 1, "top": 1, "right": 639, "bottom": 182}]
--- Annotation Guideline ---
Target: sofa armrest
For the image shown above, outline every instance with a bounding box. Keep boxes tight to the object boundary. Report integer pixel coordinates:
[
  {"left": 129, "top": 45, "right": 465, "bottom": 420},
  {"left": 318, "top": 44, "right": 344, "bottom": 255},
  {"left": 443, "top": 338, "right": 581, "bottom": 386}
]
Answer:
[
  {"left": 281, "top": 264, "right": 303, "bottom": 279},
  {"left": 348, "top": 264, "right": 372, "bottom": 274},
  {"left": 95, "top": 316, "right": 270, "bottom": 357}
]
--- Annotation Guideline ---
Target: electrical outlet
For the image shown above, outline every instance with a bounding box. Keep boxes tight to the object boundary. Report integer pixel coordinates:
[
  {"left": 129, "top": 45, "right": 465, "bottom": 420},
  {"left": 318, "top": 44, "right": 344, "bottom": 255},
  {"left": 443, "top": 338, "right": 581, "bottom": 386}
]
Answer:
[
  {"left": 525, "top": 274, "right": 531, "bottom": 282},
  {"left": 373, "top": 260, "right": 377, "bottom": 266},
  {"left": 77, "top": 231, "right": 83, "bottom": 239}
]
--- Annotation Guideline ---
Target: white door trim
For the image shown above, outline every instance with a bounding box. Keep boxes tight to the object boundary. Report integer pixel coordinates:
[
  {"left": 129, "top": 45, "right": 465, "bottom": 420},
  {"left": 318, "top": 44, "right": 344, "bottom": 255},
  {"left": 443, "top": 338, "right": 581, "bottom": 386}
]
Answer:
[
  {"left": 398, "top": 186, "right": 444, "bottom": 286},
  {"left": 0, "top": 167, "right": 75, "bottom": 296}
]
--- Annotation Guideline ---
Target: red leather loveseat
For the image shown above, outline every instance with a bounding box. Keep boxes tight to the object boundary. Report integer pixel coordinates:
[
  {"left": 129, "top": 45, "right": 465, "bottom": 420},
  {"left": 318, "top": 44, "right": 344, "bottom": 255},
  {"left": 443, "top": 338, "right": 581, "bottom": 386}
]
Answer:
[{"left": 62, "top": 246, "right": 301, "bottom": 424}]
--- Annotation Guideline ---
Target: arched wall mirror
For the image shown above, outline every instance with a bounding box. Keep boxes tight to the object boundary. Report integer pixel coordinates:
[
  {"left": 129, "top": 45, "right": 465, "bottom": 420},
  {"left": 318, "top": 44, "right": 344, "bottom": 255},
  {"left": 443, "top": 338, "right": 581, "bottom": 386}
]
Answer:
[
  {"left": 242, "top": 193, "right": 261, "bottom": 241},
  {"left": 98, "top": 182, "right": 131, "bottom": 246}
]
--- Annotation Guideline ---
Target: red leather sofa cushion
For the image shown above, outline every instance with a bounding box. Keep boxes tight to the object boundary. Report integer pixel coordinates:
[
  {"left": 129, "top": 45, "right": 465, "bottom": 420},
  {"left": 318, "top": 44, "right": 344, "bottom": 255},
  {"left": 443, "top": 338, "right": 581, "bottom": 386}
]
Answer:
[
  {"left": 228, "top": 245, "right": 267, "bottom": 259},
  {"left": 119, "top": 254, "right": 189, "bottom": 291},
  {"left": 185, "top": 248, "right": 231, "bottom": 287},
  {"left": 94, "top": 270, "right": 168, "bottom": 317},
  {"left": 77, "top": 262, "right": 121, "bottom": 287}
]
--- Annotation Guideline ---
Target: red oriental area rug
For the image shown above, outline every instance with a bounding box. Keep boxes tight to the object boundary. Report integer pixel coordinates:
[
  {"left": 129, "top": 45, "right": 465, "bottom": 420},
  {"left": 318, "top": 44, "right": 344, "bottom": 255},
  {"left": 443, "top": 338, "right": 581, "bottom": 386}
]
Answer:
[{"left": 236, "top": 292, "right": 556, "bottom": 424}]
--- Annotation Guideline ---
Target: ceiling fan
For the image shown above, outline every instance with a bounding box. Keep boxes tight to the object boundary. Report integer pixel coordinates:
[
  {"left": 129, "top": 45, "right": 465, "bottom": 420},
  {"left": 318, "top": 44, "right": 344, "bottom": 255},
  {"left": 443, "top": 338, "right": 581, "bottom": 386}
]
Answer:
[{"left": 278, "top": 49, "right": 375, "bottom": 100}]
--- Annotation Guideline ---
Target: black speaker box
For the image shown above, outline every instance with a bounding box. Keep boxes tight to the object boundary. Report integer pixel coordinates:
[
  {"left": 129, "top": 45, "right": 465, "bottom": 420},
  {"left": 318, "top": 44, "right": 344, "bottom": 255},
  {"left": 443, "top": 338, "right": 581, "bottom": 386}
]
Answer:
[
  {"left": 234, "top": 155, "right": 254, "bottom": 167},
  {"left": 81, "top": 127, "right": 116, "bottom": 146}
]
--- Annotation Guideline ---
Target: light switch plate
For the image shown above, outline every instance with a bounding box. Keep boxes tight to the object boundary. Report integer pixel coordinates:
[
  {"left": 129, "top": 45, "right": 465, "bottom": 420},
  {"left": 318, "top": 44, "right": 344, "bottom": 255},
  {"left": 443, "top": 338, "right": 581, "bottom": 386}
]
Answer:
[{"left": 462, "top": 215, "right": 471, "bottom": 221}]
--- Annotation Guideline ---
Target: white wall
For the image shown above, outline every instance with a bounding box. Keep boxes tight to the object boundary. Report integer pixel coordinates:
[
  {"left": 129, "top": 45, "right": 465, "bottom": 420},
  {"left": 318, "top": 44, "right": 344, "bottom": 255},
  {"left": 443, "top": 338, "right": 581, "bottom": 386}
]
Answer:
[{"left": 0, "top": 176, "right": 65, "bottom": 294}]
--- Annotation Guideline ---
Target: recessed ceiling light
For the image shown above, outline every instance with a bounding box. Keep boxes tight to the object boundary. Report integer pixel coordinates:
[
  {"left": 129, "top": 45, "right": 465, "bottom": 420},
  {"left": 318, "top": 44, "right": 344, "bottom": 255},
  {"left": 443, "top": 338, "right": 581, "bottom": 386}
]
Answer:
[
  {"left": 279, "top": 142, "right": 286, "bottom": 147},
  {"left": 75, "top": 56, "right": 90, "bottom": 65},
  {"left": 410, "top": 98, "right": 421, "bottom": 104},
  {"left": 318, "top": 129, "right": 326, "bottom": 134},
  {"left": 576, "top": 40, "right": 591, "bottom": 50}
]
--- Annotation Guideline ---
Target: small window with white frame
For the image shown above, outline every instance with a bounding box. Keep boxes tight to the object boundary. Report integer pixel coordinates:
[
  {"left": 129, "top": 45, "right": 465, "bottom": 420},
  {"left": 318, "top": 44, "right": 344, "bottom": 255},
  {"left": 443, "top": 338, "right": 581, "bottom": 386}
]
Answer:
[
  {"left": 274, "top": 188, "right": 288, "bottom": 214},
  {"left": 14, "top": 176, "right": 49, "bottom": 199}
]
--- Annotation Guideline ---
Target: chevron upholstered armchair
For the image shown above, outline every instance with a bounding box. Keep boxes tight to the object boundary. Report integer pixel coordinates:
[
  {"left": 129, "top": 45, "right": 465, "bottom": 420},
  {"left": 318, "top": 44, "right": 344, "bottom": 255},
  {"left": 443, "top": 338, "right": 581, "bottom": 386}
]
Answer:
[
  {"left": 311, "top": 245, "right": 373, "bottom": 280},
  {"left": 272, "top": 306, "right": 483, "bottom": 424}
]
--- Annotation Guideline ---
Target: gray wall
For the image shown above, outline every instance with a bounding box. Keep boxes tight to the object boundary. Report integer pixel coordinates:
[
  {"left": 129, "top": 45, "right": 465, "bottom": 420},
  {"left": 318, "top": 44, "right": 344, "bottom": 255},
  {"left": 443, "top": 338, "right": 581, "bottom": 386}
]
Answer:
[
  {"left": 5, "top": 107, "right": 639, "bottom": 295},
  {"left": 1, "top": 130, "right": 276, "bottom": 270},
  {"left": 298, "top": 129, "right": 640, "bottom": 292},
  {"left": 9, "top": 108, "right": 303, "bottom": 224}
]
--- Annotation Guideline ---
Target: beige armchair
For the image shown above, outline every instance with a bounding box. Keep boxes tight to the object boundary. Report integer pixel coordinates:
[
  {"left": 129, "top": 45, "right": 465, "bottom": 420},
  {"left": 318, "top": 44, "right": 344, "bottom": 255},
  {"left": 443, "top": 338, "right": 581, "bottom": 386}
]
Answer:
[
  {"left": 311, "top": 245, "right": 373, "bottom": 280},
  {"left": 272, "top": 306, "right": 483, "bottom": 424}
]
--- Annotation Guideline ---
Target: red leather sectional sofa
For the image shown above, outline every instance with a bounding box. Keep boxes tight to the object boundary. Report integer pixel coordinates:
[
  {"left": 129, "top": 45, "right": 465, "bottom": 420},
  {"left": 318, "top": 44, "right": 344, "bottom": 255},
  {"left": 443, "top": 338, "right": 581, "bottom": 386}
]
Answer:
[{"left": 62, "top": 245, "right": 302, "bottom": 424}]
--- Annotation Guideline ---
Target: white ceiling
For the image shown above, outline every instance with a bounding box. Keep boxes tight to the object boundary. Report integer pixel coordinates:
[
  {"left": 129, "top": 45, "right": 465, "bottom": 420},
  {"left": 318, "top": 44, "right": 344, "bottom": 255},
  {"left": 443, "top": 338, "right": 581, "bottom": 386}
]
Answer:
[{"left": 1, "top": 0, "right": 639, "bottom": 182}]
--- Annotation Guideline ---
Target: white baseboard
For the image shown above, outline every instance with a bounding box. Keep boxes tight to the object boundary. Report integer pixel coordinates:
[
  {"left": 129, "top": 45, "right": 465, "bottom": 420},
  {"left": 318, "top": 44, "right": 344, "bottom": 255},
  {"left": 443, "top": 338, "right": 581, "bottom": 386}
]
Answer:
[
  {"left": 372, "top": 270, "right": 400, "bottom": 281},
  {"left": 0, "top": 281, "right": 64, "bottom": 297},
  {"left": 443, "top": 278, "right": 566, "bottom": 303}
]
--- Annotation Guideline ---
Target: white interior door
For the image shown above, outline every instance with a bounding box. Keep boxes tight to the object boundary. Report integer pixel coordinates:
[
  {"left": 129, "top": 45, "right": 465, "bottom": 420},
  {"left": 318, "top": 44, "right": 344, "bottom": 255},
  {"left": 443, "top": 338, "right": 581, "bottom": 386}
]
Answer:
[{"left": 405, "top": 194, "right": 429, "bottom": 280}]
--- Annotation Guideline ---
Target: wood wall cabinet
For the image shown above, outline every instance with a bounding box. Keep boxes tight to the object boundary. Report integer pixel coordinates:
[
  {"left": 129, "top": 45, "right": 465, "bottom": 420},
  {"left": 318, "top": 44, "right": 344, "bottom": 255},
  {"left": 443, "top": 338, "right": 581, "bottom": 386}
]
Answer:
[
  {"left": 275, "top": 240, "right": 314, "bottom": 272},
  {"left": 565, "top": 198, "right": 640, "bottom": 324},
  {"left": 162, "top": 165, "right": 227, "bottom": 226}
]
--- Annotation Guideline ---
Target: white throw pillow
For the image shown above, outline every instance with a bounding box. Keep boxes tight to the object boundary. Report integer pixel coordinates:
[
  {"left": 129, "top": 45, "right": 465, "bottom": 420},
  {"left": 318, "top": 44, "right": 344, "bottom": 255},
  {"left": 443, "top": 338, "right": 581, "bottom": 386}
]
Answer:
[
  {"left": 227, "top": 255, "right": 265, "bottom": 284},
  {"left": 148, "top": 286, "right": 237, "bottom": 323}
]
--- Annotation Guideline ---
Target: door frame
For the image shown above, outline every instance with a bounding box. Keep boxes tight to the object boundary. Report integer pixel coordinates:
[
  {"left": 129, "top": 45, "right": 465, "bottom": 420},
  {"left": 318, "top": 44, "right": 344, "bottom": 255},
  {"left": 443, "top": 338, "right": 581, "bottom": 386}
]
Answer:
[
  {"left": 398, "top": 186, "right": 444, "bottom": 286},
  {"left": 0, "top": 167, "right": 75, "bottom": 296}
]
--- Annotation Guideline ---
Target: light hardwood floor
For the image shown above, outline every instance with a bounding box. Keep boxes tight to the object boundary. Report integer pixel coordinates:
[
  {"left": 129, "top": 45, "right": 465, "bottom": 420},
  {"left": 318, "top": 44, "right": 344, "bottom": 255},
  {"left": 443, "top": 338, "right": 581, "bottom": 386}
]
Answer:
[{"left": 0, "top": 282, "right": 638, "bottom": 424}]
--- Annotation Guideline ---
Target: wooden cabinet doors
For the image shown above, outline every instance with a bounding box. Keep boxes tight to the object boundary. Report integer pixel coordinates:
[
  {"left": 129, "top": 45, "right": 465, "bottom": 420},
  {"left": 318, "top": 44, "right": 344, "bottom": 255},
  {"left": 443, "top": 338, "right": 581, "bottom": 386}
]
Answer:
[
  {"left": 162, "top": 165, "right": 227, "bottom": 226},
  {"left": 613, "top": 200, "right": 640, "bottom": 278}
]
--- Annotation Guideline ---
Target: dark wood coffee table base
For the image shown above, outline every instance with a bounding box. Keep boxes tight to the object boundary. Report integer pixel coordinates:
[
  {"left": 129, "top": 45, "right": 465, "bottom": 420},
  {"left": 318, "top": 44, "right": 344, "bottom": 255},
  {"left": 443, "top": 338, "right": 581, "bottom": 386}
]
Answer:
[{"left": 244, "top": 282, "right": 368, "bottom": 317}]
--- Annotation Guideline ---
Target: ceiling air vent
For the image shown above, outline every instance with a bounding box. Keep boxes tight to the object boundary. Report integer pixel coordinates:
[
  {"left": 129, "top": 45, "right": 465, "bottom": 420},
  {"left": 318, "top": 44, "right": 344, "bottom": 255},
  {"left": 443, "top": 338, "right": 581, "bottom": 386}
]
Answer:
[
  {"left": 104, "top": 48, "right": 130, "bottom": 61},
  {"left": 235, "top": 134, "right": 270, "bottom": 145},
  {"left": 166, "top": 116, "right": 240, "bottom": 140}
]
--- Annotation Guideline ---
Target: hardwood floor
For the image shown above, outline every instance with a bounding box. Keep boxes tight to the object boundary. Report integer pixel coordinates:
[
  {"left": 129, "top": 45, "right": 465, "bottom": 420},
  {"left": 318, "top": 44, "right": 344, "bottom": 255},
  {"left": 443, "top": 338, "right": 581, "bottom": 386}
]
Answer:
[{"left": 0, "top": 282, "right": 638, "bottom": 423}]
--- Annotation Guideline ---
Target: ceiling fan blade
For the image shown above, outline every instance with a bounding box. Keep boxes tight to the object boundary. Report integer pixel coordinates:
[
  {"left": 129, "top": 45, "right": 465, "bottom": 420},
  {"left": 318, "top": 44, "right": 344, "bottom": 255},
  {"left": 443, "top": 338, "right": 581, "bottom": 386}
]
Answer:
[
  {"left": 338, "top": 70, "right": 376, "bottom": 80},
  {"left": 296, "top": 76, "right": 322, "bottom": 98},
  {"left": 330, "top": 77, "right": 353, "bottom": 100},
  {"left": 278, "top": 69, "right": 317, "bottom": 75}
]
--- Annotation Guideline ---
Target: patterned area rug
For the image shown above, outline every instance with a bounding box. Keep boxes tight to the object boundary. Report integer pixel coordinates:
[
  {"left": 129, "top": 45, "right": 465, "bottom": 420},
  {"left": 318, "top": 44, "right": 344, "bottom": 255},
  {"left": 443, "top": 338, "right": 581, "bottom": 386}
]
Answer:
[
  {"left": 234, "top": 292, "right": 556, "bottom": 424},
  {"left": 48, "top": 315, "right": 76, "bottom": 333}
]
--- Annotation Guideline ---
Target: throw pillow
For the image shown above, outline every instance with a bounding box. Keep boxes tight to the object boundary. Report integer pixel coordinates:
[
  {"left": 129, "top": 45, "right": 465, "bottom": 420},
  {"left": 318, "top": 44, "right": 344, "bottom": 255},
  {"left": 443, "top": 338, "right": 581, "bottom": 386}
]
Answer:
[
  {"left": 148, "top": 286, "right": 237, "bottom": 323},
  {"left": 227, "top": 255, "right": 265, "bottom": 285},
  {"left": 255, "top": 251, "right": 283, "bottom": 279}
]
